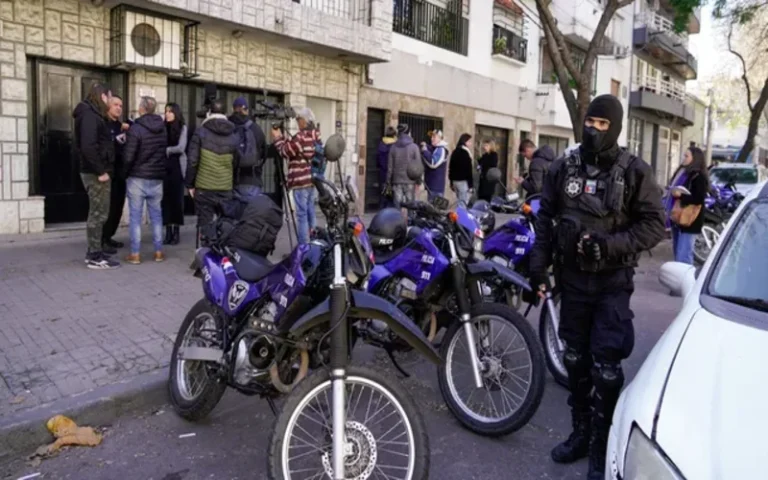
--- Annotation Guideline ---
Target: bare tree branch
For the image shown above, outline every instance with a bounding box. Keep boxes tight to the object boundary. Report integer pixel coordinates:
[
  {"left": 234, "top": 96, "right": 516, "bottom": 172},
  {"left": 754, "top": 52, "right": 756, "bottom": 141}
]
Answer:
[
  {"left": 535, "top": 0, "right": 582, "bottom": 83},
  {"left": 727, "top": 22, "right": 754, "bottom": 111}
]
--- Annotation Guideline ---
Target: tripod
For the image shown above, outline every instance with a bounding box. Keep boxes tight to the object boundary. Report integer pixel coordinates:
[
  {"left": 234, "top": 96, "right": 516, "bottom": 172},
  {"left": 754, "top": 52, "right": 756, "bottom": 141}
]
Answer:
[{"left": 273, "top": 148, "right": 298, "bottom": 251}]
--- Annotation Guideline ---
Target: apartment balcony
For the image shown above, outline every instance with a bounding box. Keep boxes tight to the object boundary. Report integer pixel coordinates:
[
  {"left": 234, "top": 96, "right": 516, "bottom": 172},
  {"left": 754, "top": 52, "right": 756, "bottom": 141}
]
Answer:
[
  {"left": 633, "top": 11, "right": 697, "bottom": 80},
  {"left": 492, "top": 24, "right": 527, "bottom": 64},
  {"left": 145, "top": 0, "right": 392, "bottom": 63},
  {"left": 392, "top": 0, "right": 469, "bottom": 55},
  {"left": 535, "top": 83, "right": 574, "bottom": 131},
  {"left": 630, "top": 74, "right": 695, "bottom": 126},
  {"left": 658, "top": 0, "right": 701, "bottom": 33}
]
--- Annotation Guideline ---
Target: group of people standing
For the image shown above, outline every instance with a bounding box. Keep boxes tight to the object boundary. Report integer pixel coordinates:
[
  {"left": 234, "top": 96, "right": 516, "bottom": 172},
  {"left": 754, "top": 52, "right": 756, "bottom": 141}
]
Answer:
[
  {"left": 74, "top": 81, "right": 325, "bottom": 270},
  {"left": 74, "top": 83, "right": 191, "bottom": 270}
]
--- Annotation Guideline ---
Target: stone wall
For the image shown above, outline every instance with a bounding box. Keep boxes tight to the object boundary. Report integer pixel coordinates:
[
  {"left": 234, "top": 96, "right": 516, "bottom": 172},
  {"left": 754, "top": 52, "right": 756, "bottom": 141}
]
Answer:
[
  {"left": 0, "top": 0, "right": 365, "bottom": 234},
  {"left": 0, "top": 0, "right": 112, "bottom": 234}
]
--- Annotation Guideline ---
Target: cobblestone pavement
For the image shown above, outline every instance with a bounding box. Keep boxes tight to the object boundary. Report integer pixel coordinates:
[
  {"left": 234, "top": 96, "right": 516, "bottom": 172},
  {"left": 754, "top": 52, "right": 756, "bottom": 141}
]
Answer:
[{"left": 0, "top": 220, "right": 301, "bottom": 418}]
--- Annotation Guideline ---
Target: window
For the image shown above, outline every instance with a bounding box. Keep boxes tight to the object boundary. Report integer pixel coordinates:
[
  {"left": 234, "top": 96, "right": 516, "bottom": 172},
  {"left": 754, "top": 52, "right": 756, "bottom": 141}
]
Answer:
[
  {"left": 540, "top": 42, "right": 597, "bottom": 92},
  {"left": 538, "top": 135, "right": 569, "bottom": 157},
  {"left": 709, "top": 167, "right": 759, "bottom": 186},
  {"left": 628, "top": 117, "right": 644, "bottom": 156},
  {"left": 611, "top": 79, "right": 620, "bottom": 97},
  {"left": 707, "top": 200, "right": 768, "bottom": 308}
]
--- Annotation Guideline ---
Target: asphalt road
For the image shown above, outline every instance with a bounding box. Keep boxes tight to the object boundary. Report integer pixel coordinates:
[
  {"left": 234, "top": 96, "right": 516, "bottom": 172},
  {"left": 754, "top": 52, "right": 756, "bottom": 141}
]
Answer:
[{"left": 4, "top": 249, "right": 682, "bottom": 480}]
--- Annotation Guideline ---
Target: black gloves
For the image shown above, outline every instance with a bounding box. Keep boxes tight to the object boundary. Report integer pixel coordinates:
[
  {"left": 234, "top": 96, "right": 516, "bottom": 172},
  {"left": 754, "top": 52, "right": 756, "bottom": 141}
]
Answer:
[
  {"left": 578, "top": 233, "right": 608, "bottom": 262},
  {"left": 530, "top": 272, "right": 552, "bottom": 295}
]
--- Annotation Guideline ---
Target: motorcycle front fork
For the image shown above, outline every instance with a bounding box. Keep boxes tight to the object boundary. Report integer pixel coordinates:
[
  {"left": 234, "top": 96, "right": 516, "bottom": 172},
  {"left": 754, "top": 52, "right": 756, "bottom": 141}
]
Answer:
[{"left": 451, "top": 261, "right": 486, "bottom": 389}]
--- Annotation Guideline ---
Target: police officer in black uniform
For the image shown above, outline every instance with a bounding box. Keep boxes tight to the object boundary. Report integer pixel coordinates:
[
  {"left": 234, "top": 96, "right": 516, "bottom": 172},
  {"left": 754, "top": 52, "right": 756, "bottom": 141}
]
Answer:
[{"left": 529, "top": 95, "right": 665, "bottom": 479}]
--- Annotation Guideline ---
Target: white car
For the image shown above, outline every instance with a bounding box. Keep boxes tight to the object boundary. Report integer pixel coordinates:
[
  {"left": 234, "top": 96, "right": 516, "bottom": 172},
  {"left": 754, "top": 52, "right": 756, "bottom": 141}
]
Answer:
[
  {"left": 606, "top": 180, "right": 768, "bottom": 479},
  {"left": 709, "top": 162, "right": 766, "bottom": 196}
]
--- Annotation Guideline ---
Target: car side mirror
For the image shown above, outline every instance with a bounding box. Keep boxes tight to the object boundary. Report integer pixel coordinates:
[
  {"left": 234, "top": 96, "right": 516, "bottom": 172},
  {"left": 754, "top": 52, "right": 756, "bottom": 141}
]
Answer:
[{"left": 659, "top": 261, "right": 697, "bottom": 297}]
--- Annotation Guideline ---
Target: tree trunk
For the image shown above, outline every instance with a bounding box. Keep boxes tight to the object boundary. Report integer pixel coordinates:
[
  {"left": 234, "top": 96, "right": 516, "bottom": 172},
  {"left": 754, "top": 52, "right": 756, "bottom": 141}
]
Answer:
[{"left": 736, "top": 76, "right": 768, "bottom": 163}]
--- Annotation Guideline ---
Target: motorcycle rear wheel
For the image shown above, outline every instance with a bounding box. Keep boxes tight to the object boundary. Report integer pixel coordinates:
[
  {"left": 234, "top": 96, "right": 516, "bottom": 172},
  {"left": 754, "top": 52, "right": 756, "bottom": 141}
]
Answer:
[
  {"left": 267, "top": 366, "right": 430, "bottom": 480},
  {"left": 537, "top": 293, "right": 569, "bottom": 388}
]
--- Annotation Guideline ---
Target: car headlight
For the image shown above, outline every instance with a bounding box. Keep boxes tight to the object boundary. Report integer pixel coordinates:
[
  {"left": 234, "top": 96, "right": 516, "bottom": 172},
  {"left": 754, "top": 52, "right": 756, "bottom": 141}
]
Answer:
[{"left": 624, "top": 427, "right": 683, "bottom": 480}]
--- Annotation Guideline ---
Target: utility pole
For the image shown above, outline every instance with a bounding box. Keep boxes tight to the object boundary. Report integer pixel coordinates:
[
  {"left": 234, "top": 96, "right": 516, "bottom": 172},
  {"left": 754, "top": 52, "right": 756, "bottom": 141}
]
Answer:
[{"left": 705, "top": 88, "right": 715, "bottom": 167}]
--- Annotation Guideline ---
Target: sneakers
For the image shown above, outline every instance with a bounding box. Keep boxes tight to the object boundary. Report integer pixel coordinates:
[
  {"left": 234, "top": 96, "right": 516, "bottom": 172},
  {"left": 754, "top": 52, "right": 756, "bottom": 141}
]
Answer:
[
  {"left": 154, "top": 251, "right": 166, "bottom": 262},
  {"left": 85, "top": 252, "right": 120, "bottom": 270},
  {"left": 102, "top": 243, "right": 117, "bottom": 255},
  {"left": 125, "top": 253, "right": 141, "bottom": 265}
]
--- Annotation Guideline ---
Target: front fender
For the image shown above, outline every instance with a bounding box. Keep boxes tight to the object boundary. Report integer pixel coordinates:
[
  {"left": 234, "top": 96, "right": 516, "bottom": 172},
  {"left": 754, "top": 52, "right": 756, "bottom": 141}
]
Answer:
[
  {"left": 467, "top": 260, "right": 532, "bottom": 291},
  {"left": 287, "top": 290, "right": 441, "bottom": 364}
]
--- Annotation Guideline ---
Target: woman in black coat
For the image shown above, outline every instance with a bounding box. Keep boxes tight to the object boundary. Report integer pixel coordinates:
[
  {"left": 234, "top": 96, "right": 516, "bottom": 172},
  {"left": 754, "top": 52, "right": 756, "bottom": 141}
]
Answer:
[
  {"left": 448, "top": 133, "right": 474, "bottom": 205},
  {"left": 162, "top": 103, "right": 187, "bottom": 245},
  {"left": 477, "top": 139, "right": 499, "bottom": 201},
  {"left": 667, "top": 146, "right": 708, "bottom": 265}
]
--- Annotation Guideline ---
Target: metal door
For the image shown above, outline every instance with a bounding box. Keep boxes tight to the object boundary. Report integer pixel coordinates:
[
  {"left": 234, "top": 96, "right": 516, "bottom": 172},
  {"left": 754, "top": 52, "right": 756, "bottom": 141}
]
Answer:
[
  {"left": 474, "top": 125, "right": 509, "bottom": 195},
  {"left": 397, "top": 112, "right": 442, "bottom": 148},
  {"left": 36, "top": 63, "right": 125, "bottom": 224},
  {"left": 364, "top": 108, "right": 385, "bottom": 212}
]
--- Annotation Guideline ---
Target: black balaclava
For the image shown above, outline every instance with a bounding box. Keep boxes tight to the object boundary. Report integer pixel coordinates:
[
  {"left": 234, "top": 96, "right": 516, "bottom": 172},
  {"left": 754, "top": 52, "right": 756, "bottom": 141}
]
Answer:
[{"left": 580, "top": 94, "right": 623, "bottom": 167}]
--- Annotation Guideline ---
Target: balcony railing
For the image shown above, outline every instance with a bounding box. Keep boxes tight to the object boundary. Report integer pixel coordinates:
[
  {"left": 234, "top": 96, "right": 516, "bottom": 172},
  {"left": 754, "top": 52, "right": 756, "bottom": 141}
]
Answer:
[
  {"left": 634, "top": 74, "right": 695, "bottom": 107},
  {"left": 492, "top": 24, "right": 527, "bottom": 63},
  {"left": 635, "top": 10, "right": 688, "bottom": 48},
  {"left": 291, "top": 0, "right": 371, "bottom": 25},
  {"left": 393, "top": 0, "right": 469, "bottom": 55}
]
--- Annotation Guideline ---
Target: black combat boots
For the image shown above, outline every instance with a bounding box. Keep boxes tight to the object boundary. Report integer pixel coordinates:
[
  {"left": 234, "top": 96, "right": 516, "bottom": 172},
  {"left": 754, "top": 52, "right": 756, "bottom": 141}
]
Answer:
[{"left": 551, "top": 412, "right": 591, "bottom": 463}]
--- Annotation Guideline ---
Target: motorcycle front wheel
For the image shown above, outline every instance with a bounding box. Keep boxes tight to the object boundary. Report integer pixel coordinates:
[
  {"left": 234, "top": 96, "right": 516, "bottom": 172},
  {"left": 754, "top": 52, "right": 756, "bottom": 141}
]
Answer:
[
  {"left": 694, "top": 223, "right": 722, "bottom": 265},
  {"left": 438, "top": 303, "right": 545, "bottom": 437},
  {"left": 538, "top": 293, "right": 569, "bottom": 388},
  {"left": 267, "top": 366, "right": 430, "bottom": 480}
]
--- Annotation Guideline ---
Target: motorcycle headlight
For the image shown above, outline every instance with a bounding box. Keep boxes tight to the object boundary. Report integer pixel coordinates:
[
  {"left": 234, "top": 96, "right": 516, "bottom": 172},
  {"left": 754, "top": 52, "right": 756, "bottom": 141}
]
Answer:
[
  {"left": 473, "top": 237, "right": 484, "bottom": 253},
  {"left": 623, "top": 427, "right": 683, "bottom": 480}
]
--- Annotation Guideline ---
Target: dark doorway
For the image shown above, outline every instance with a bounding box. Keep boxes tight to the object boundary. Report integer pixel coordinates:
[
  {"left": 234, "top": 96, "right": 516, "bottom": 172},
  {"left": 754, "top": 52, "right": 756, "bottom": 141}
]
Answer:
[
  {"left": 34, "top": 62, "right": 126, "bottom": 224},
  {"left": 474, "top": 125, "right": 509, "bottom": 196},
  {"left": 364, "top": 108, "right": 385, "bottom": 212},
  {"left": 167, "top": 81, "right": 284, "bottom": 212}
]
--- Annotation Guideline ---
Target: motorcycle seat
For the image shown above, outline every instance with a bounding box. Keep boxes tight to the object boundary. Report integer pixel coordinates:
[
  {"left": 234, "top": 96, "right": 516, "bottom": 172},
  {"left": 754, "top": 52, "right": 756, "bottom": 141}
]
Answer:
[{"left": 231, "top": 248, "right": 274, "bottom": 283}]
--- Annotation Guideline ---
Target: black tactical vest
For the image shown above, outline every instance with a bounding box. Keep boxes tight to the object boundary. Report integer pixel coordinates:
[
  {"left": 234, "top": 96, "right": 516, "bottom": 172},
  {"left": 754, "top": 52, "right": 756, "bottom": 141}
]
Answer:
[{"left": 554, "top": 149, "right": 639, "bottom": 271}]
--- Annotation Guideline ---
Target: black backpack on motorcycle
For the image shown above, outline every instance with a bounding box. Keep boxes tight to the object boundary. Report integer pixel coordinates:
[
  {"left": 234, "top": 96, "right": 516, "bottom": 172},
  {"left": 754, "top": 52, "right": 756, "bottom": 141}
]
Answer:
[{"left": 212, "top": 193, "right": 284, "bottom": 256}]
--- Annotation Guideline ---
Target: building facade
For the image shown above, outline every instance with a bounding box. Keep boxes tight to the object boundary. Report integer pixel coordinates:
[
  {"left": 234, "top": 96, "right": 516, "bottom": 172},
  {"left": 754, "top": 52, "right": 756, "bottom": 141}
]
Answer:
[
  {"left": 534, "top": 0, "right": 634, "bottom": 154},
  {"left": 356, "top": 0, "right": 540, "bottom": 210},
  {"left": 0, "top": 0, "right": 392, "bottom": 234},
  {"left": 627, "top": 0, "right": 701, "bottom": 186}
]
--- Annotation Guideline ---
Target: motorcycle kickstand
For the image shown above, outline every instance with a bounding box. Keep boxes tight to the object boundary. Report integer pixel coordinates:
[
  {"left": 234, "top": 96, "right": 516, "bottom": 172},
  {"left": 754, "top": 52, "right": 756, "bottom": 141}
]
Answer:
[
  {"left": 523, "top": 303, "right": 533, "bottom": 317},
  {"left": 266, "top": 396, "right": 278, "bottom": 416},
  {"left": 386, "top": 348, "right": 411, "bottom": 378}
]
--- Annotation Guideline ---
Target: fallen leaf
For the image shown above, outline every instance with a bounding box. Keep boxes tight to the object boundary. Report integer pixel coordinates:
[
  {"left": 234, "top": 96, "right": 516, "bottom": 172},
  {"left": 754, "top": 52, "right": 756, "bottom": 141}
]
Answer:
[{"left": 9, "top": 396, "right": 25, "bottom": 405}]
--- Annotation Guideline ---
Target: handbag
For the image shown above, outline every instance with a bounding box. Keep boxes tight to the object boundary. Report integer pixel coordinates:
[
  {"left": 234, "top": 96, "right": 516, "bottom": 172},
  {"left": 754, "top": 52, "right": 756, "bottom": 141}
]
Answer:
[{"left": 670, "top": 199, "right": 701, "bottom": 227}]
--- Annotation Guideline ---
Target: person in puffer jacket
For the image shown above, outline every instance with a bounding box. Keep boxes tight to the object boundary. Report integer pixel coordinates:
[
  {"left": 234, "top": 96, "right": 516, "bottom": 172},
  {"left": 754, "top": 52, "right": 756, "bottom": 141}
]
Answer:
[
  {"left": 521, "top": 144, "right": 556, "bottom": 196},
  {"left": 186, "top": 99, "right": 241, "bottom": 236},
  {"left": 421, "top": 129, "right": 449, "bottom": 200},
  {"left": 122, "top": 96, "right": 168, "bottom": 264}
]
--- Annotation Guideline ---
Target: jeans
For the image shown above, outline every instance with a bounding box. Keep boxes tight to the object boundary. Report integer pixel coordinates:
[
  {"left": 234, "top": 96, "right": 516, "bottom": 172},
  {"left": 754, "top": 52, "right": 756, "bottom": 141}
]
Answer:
[
  {"left": 127, "top": 177, "right": 164, "bottom": 255},
  {"left": 671, "top": 225, "right": 695, "bottom": 265},
  {"left": 392, "top": 184, "right": 415, "bottom": 209},
  {"left": 235, "top": 184, "right": 262, "bottom": 201},
  {"left": 81, "top": 174, "right": 111, "bottom": 254},
  {"left": 453, "top": 180, "right": 470, "bottom": 206},
  {"left": 293, "top": 187, "right": 316, "bottom": 245}
]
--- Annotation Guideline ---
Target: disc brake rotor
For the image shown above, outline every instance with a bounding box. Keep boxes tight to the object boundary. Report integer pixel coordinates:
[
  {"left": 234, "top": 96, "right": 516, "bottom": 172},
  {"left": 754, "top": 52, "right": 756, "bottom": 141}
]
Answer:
[{"left": 321, "top": 421, "right": 378, "bottom": 480}]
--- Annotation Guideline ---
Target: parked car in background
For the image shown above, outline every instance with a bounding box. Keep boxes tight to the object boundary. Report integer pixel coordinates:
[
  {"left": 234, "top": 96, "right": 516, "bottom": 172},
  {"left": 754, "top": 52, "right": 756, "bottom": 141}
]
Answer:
[
  {"left": 708, "top": 162, "right": 766, "bottom": 196},
  {"left": 606, "top": 181, "right": 768, "bottom": 480}
]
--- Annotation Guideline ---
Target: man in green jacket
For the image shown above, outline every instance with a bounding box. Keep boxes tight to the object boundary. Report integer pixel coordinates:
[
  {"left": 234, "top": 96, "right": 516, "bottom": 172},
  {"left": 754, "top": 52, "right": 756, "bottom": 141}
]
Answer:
[{"left": 186, "top": 99, "right": 240, "bottom": 229}]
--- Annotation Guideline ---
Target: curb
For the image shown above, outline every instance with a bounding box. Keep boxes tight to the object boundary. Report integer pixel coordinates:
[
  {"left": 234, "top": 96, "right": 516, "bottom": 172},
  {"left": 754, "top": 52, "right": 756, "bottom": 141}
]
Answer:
[{"left": 0, "top": 368, "right": 170, "bottom": 464}]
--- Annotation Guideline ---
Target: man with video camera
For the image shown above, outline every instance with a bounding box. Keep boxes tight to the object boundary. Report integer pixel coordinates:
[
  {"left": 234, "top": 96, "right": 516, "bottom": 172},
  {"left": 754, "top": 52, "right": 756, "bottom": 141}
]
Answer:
[
  {"left": 185, "top": 99, "right": 240, "bottom": 231},
  {"left": 271, "top": 107, "right": 321, "bottom": 245}
]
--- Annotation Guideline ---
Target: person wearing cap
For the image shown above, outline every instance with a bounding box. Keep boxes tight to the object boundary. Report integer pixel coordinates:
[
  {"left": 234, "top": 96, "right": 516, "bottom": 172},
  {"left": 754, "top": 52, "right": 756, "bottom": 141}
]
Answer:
[
  {"left": 229, "top": 96, "right": 267, "bottom": 200},
  {"left": 528, "top": 94, "right": 665, "bottom": 480},
  {"left": 271, "top": 107, "right": 321, "bottom": 244}
]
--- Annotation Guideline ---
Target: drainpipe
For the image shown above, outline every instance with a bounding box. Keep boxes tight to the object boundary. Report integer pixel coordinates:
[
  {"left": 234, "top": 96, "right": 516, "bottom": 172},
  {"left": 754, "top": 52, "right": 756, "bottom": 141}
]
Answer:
[{"left": 626, "top": 2, "right": 636, "bottom": 150}]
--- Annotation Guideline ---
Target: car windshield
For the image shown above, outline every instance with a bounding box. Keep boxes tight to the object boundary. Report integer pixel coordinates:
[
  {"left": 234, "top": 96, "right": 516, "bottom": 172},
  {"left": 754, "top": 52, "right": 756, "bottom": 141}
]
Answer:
[
  {"left": 708, "top": 199, "right": 768, "bottom": 308},
  {"left": 710, "top": 168, "right": 758, "bottom": 185}
]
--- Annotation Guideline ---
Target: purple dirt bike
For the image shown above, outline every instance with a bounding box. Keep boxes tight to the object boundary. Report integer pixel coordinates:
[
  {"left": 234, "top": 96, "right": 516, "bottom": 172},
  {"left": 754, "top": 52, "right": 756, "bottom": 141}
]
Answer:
[
  {"left": 169, "top": 168, "right": 438, "bottom": 479},
  {"left": 364, "top": 186, "right": 545, "bottom": 437}
]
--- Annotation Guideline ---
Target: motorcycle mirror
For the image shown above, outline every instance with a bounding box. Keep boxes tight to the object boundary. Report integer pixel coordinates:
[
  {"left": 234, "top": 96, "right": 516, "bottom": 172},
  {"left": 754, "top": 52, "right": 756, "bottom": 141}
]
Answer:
[
  {"left": 486, "top": 167, "right": 503, "bottom": 183},
  {"left": 406, "top": 159, "right": 424, "bottom": 182},
  {"left": 324, "top": 133, "right": 346, "bottom": 162}
]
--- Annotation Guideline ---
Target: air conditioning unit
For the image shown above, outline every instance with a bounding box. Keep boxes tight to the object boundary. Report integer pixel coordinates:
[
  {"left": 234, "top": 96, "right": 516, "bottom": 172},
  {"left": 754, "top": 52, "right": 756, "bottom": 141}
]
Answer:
[
  {"left": 110, "top": 6, "right": 184, "bottom": 71},
  {"left": 613, "top": 45, "right": 630, "bottom": 58}
]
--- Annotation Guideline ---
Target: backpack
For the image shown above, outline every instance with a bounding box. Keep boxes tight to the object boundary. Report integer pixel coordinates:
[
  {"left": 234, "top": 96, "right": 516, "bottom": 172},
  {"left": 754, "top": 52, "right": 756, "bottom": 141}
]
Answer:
[
  {"left": 235, "top": 120, "right": 259, "bottom": 169},
  {"left": 311, "top": 141, "right": 327, "bottom": 177},
  {"left": 211, "top": 194, "right": 284, "bottom": 256}
]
